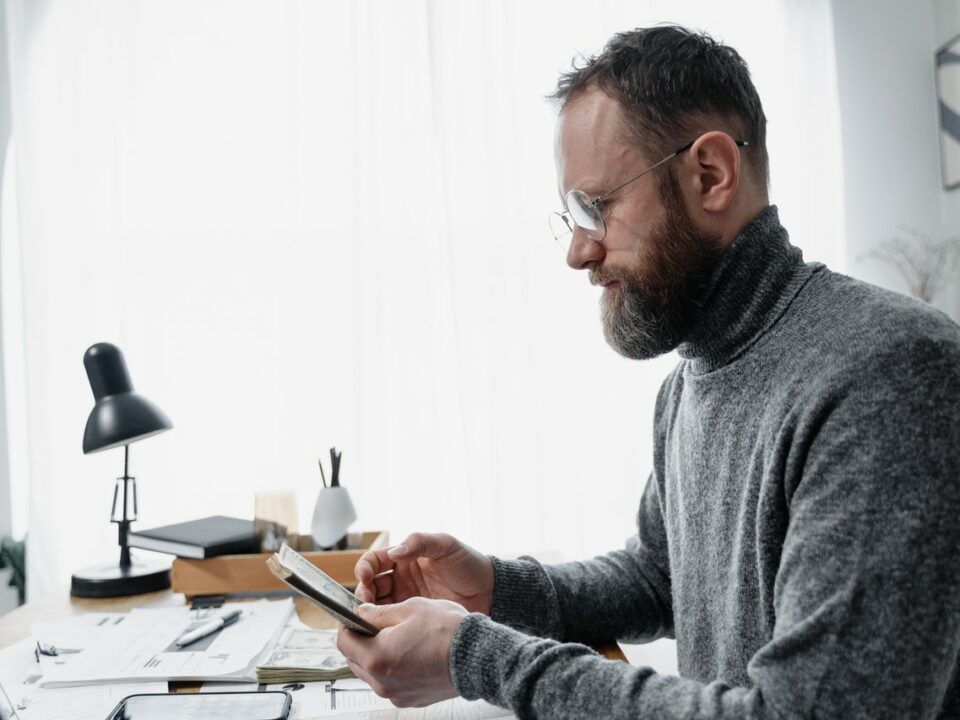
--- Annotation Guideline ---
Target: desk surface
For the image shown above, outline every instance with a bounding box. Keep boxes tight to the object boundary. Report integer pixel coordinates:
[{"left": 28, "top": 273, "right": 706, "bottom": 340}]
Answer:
[{"left": 0, "top": 590, "right": 627, "bottom": 663}]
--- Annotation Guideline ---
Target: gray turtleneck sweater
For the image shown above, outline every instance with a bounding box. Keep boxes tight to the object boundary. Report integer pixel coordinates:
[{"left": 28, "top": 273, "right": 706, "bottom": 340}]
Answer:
[{"left": 448, "top": 207, "right": 960, "bottom": 719}]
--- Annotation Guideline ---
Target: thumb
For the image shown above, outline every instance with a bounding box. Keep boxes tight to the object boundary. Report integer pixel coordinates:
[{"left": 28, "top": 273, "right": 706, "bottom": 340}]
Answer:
[
  {"left": 387, "top": 532, "right": 458, "bottom": 561},
  {"left": 357, "top": 598, "right": 422, "bottom": 629}
]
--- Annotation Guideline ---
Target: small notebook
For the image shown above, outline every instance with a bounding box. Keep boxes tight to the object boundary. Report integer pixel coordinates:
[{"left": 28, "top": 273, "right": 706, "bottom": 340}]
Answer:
[{"left": 127, "top": 516, "right": 258, "bottom": 559}]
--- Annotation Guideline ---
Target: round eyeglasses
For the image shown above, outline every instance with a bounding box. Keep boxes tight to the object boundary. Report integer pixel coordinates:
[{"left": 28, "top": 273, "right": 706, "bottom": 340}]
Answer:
[{"left": 550, "top": 138, "right": 749, "bottom": 249}]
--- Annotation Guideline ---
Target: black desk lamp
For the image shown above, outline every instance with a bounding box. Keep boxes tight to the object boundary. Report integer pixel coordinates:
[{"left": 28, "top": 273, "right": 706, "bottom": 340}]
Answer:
[{"left": 71, "top": 342, "right": 173, "bottom": 598}]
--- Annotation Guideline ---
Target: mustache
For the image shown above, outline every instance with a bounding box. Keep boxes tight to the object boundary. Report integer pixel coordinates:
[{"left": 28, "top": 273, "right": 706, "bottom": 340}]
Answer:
[{"left": 590, "top": 266, "right": 634, "bottom": 287}]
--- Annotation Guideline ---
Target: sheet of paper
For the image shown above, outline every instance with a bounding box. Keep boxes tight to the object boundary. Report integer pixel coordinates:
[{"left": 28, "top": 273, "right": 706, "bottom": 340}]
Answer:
[
  {"left": 255, "top": 679, "right": 514, "bottom": 720},
  {"left": 199, "top": 681, "right": 260, "bottom": 692},
  {"left": 34, "top": 598, "right": 293, "bottom": 687},
  {"left": 261, "top": 679, "right": 393, "bottom": 718},
  {"left": 331, "top": 678, "right": 373, "bottom": 691},
  {"left": 387, "top": 698, "right": 516, "bottom": 720},
  {"left": 0, "top": 636, "right": 166, "bottom": 720},
  {"left": 200, "top": 677, "right": 392, "bottom": 718}
]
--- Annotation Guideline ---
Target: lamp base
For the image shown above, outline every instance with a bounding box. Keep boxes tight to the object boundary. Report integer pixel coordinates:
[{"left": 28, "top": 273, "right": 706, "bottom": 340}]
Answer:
[{"left": 70, "top": 559, "right": 171, "bottom": 598}]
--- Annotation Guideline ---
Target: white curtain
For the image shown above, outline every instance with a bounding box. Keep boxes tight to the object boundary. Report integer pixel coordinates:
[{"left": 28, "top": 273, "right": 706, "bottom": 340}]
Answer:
[{"left": 3, "top": 0, "right": 842, "bottom": 613}]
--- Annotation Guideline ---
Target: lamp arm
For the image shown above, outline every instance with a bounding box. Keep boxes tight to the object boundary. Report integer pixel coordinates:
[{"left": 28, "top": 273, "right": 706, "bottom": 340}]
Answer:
[{"left": 118, "top": 445, "right": 132, "bottom": 568}]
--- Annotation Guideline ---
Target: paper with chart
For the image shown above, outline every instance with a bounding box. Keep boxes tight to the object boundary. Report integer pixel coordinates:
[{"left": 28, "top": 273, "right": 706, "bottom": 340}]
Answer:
[
  {"left": 248, "top": 679, "right": 513, "bottom": 719},
  {"left": 0, "top": 635, "right": 165, "bottom": 720},
  {"left": 34, "top": 598, "right": 293, "bottom": 687},
  {"left": 200, "top": 676, "right": 515, "bottom": 718},
  {"left": 369, "top": 698, "right": 517, "bottom": 720}
]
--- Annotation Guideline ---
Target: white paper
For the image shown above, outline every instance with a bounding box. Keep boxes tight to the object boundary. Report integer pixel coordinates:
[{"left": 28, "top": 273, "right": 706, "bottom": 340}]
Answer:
[
  {"left": 199, "top": 681, "right": 260, "bottom": 693},
  {"left": 261, "top": 680, "right": 393, "bottom": 718},
  {"left": 35, "top": 599, "right": 293, "bottom": 687},
  {"left": 202, "top": 679, "right": 516, "bottom": 720},
  {"left": 0, "top": 636, "right": 166, "bottom": 720},
  {"left": 256, "top": 680, "right": 514, "bottom": 720},
  {"left": 390, "top": 698, "right": 516, "bottom": 720},
  {"left": 331, "top": 678, "right": 373, "bottom": 691}
]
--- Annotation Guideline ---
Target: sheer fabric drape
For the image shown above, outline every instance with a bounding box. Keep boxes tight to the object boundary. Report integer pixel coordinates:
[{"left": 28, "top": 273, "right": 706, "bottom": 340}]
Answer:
[{"left": 2, "top": 0, "right": 842, "bottom": 600}]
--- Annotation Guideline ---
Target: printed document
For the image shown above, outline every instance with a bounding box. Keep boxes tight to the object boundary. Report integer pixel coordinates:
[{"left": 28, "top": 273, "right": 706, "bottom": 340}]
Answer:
[
  {"left": 0, "top": 635, "right": 165, "bottom": 720},
  {"left": 201, "top": 677, "right": 515, "bottom": 719},
  {"left": 34, "top": 598, "right": 293, "bottom": 687}
]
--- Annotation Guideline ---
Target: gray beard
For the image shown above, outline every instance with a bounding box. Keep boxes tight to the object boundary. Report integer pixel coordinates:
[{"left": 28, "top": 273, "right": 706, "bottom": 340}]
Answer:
[
  {"left": 601, "top": 283, "right": 679, "bottom": 359},
  {"left": 597, "top": 174, "right": 724, "bottom": 360},
  {"left": 599, "top": 241, "right": 724, "bottom": 360}
]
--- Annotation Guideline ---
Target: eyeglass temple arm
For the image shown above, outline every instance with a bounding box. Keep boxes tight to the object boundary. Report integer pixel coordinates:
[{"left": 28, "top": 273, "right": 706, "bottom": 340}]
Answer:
[{"left": 597, "top": 139, "right": 749, "bottom": 203}]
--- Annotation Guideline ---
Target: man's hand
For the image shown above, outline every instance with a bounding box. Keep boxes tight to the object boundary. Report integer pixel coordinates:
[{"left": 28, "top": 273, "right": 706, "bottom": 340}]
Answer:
[
  {"left": 354, "top": 532, "right": 494, "bottom": 614},
  {"left": 336, "top": 597, "right": 468, "bottom": 708}
]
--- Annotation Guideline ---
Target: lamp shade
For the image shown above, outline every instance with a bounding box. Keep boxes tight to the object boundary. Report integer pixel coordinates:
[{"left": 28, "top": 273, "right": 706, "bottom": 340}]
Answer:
[{"left": 82, "top": 343, "right": 172, "bottom": 454}]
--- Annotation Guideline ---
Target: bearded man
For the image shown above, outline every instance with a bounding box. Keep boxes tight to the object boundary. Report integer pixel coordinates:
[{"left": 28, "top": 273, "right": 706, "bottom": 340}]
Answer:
[{"left": 337, "top": 25, "right": 960, "bottom": 719}]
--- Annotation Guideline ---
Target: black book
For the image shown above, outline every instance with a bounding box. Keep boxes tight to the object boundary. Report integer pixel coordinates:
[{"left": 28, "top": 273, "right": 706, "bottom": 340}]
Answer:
[{"left": 127, "top": 516, "right": 258, "bottom": 559}]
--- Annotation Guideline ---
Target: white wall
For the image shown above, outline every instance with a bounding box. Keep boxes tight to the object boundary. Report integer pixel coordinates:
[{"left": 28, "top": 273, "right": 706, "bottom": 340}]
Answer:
[
  {"left": 0, "top": 0, "right": 19, "bottom": 617},
  {"left": 831, "top": 0, "right": 956, "bottom": 316},
  {"left": 936, "top": 0, "right": 960, "bottom": 315}
]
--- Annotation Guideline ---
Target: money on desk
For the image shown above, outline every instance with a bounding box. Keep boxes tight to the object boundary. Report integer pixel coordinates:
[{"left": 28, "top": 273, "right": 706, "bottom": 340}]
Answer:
[{"left": 256, "top": 627, "right": 353, "bottom": 683}]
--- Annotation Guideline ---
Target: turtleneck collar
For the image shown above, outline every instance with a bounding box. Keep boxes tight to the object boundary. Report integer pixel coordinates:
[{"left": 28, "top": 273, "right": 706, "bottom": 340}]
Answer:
[{"left": 677, "top": 205, "right": 820, "bottom": 375}]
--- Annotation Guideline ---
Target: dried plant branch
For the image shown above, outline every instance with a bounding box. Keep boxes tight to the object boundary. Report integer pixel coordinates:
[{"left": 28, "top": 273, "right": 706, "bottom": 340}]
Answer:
[{"left": 866, "top": 229, "right": 960, "bottom": 303}]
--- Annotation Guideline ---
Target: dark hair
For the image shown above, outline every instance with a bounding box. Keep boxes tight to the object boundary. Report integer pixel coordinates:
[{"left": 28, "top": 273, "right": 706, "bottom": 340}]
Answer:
[{"left": 552, "top": 25, "right": 769, "bottom": 187}]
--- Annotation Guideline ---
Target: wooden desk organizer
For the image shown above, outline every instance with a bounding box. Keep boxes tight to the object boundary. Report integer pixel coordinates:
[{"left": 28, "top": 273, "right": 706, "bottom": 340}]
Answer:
[{"left": 170, "top": 530, "right": 389, "bottom": 598}]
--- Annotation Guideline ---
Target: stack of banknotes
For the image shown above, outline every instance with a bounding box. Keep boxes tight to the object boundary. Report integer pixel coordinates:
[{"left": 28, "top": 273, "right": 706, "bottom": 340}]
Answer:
[{"left": 256, "top": 627, "right": 354, "bottom": 683}]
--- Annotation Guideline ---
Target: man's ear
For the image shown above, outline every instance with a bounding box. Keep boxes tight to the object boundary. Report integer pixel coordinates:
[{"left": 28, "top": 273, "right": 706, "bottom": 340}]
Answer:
[{"left": 685, "top": 131, "right": 741, "bottom": 213}]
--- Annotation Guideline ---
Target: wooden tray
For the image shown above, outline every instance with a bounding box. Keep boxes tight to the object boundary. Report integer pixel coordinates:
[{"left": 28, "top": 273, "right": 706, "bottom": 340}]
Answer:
[{"left": 171, "top": 530, "right": 389, "bottom": 598}]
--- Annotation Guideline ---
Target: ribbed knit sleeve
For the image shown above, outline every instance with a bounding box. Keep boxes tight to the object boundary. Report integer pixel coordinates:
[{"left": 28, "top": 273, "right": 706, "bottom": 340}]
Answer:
[
  {"left": 487, "top": 473, "right": 674, "bottom": 645},
  {"left": 449, "top": 612, "right": 760, "bottom": 719},
  {"left": 487, "top": 556, "right": 564, "bottom": 639}
]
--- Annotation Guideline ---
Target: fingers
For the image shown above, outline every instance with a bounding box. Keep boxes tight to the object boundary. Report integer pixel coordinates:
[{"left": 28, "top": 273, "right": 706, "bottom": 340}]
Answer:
[
  {"left": 387, "top": 532, "right": 459, "bottom": 561},
  {"left": 337, "top": 625, "right": 374, "bottom": 670},
  {"left": 345, "top": 657, "right": 391, "bottom": 702},
  {"left": 355, "top": 582, "right": 375, "bottom": 604},
  {"left": 358, "top": 598, "right": 423, "bottom": 629},
  {"left": 346, "top": 658, "right": 377, "bottom": 690},
  {"left": 356, "top": 532, "right": 460, "bottom": 588},
  {"left": 355, "top": 548, "right": 395, "bottom": 586},
  {"left": 373, "top": 573, "right": 394, "bottom": 600},
  {"left": 356, "top": 573, "right": 395, "bottom": 604}
]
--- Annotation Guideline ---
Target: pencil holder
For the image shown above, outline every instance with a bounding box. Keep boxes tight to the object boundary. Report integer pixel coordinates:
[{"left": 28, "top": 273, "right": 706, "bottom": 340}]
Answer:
[{"left": 310, "top": 486, "right": 357, "bottom": 549}]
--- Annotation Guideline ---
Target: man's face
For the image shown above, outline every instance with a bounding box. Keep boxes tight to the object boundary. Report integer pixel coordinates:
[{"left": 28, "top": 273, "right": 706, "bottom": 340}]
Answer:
[{"left": 555, "top": 88, "right": 724, "bottom": 359}]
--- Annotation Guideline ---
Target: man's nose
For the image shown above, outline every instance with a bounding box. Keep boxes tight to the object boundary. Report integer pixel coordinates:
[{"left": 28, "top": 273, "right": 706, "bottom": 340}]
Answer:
[{"left": 566, "top": 227, "right": 604, "bottom": 270}]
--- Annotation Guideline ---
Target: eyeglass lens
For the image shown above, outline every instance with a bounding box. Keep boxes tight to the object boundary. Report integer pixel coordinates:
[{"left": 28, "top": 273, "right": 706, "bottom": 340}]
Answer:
[
  {"left": 549, "top": 213, "right": 573, "bottom": 244},
  {"left": 565, "top": 190, "right": 604, "bottom": 240},
  {"left": 549, "top": 190, "right": 607, "bottom": 250}
]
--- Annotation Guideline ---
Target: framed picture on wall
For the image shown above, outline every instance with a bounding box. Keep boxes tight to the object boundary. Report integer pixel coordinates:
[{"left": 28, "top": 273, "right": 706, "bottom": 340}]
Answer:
[{"left": 936, "top": 34, "right": 960, "bottom": 190}]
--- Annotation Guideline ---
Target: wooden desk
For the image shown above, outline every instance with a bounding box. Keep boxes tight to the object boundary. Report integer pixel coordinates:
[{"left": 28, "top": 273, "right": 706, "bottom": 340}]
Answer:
[{"left": 0, "top": 590, "right": 627, "bottom": 673}]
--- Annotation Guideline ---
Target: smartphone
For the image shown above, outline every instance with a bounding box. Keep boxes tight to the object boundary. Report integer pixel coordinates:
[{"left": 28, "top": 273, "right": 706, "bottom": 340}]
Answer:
[{"left": 105, "top": 691, "right": 291, "bottom": 719}]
